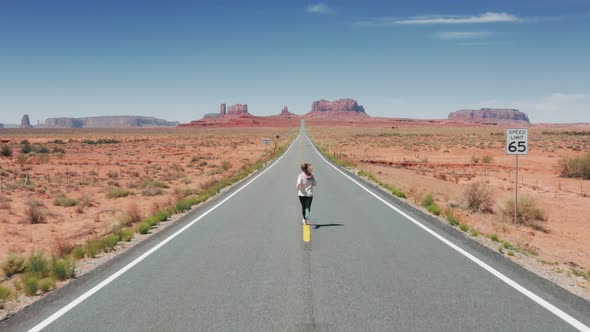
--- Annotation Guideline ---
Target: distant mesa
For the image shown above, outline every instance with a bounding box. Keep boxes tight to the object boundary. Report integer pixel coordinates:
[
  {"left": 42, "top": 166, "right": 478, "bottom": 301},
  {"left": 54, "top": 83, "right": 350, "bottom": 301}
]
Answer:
[
  {"left": 20, "top": 114, "right": 33, "bottom": 128},
  {"left": 0, "top": 123, "right": 4, "bottom": 129},
  {"left": 279, "top": 106, "right": 296, "bottom": 117},
  {"left": 448, "top": 108, "right": 530, "bottom": 125},
  {"left": 306, "top": 99, "right": 368, "bottom": 118},
  {"left": 39, "top": 116, "right": 179, "bottom": 128}
]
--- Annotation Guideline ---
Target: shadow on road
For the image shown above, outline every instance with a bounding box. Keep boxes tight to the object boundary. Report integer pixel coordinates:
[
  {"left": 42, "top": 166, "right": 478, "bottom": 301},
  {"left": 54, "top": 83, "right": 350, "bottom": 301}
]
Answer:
[{"left": 311, "top": 223, "right": 344, "bottom": 229}]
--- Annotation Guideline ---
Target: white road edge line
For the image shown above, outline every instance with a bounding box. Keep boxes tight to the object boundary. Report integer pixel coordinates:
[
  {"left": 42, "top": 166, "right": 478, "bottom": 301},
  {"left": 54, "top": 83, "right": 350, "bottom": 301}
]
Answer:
[
  {"left": 308, "top": 134, "right": 590, "bottom": 332},
  {"left": 28, "top": 135, "right": 300, "bottom": 332}
]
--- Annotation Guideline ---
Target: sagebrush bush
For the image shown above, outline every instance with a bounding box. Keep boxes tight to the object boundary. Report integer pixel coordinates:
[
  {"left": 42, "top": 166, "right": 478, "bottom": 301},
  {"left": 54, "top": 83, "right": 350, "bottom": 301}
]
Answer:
[
  {"left": 421, "top": 194, "right": 441, "bottom": 216},
  {"left": 102, "top": 235, "right": 120, "bottom": 252},
  {"left": 106, "top": 188, "right": 133, "bottom": 199},
  {"left": 445, "top": 209, "right": 460, "bottom": 226},
  {"left": 72, "top": 246, "right": 85, "bottom": 260},
  {"left": 39, "top": 277, "right": 56, "bottom": 293},
  {"left": 503, "top": 195, "right": 548, "bottom": 231},
  {"left": 51, "top": 257, "right": 75, "bottom": 281},
  {"left": 137, "top": 222, "right": 151, "bottom": 234},
  {"left": 0, "top": 286, "right": 10, "bottom": 308},
  {"left": 464, "top": 181, "right": 494, "bottom": 213},
  {"left": 2, "top": 252, "right": 26, "bottom": 278},
  {"left": 126, "top": 203, "right": 143, "bottom": 224},
  {"left": 119, "top": 229, "right": 134, "bottom": 242},
  {"left": 25, "top": 200, "right": 47, "bottom": 224},
  {"left": 558, "top": 154, "right": 590, "bottom": 179},
  {"left": 86, "top": 238, "right": 103, "bottom": 258},
  {"left": 53, "top": 194, "right": 79, "bottom": 207},
  {"left": 23, "top": 274, "right": 39, "bottom": 296},
  {"left": 26, "top": 251, "right": 49, "bottom": 278},
  {"left": 422, "top": 194, "right": 435, "bottom": 208},
  {"left": 1, "top": 144, "right": 12, "bottom": 157}
]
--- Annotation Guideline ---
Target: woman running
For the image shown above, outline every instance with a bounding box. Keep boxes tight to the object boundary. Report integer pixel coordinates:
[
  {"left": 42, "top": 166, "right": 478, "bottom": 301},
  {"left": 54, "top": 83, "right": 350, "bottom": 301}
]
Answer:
[{"left": 297, "top": 163, "right": 316, "bottom": 225}]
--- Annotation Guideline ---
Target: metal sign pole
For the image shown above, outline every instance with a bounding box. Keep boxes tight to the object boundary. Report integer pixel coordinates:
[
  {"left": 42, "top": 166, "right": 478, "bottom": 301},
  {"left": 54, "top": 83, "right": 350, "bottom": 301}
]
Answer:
[{"left": 515, "top": 155, "right": 518, "bottom": 224}]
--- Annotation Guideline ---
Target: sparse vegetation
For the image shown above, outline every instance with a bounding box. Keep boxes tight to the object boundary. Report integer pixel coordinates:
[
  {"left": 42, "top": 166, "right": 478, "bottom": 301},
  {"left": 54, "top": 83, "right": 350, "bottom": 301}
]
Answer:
[
  {"left": 459, "top": 224, "right": 469, "bottom": 232},
  {"left": 469, "top": 229, "right": 480, "bottom": 237},
  {"left": 106, "top": 188, "right": 133, "bottom": 199},
  {"left": 23, "top": 274, "right": 39, "bottom": 296},
  {"left": 421, "top": 194, "right": 441, "bottom": 216},
  {"left": 502, "top": 196, "right": 547, "bottom": 231},
  {"left": 72, "top": 246, "right": 85, "bottom": 260},
  {"left": 2, "top": 253, "right": 26, "bottom": 278},
  {"left": 1, "top": 144, "right": 13, "bottom": 157},
  {"left": 558, "top": 154, "right": 590, "bottom": 180},
  {"left": 39, "top": 277, "right": 56, "bottom": 293},
  {"left": 464, "top": 181, "right": 494, "bottom": 213},
  {"left": 53, "top": 194, "right": 79, "bottom": 207},
  {"left": 0, "top": 286, "right": 10, "bottom": 308},
  {"left": 489, "top": 234, "right": 500, "bottom": 242},
  {"left": 82, "top": 138, "right": 120, "bottom": 145},
  {"left": 25, "top": 200, "right": 47, "bottom": 224}
]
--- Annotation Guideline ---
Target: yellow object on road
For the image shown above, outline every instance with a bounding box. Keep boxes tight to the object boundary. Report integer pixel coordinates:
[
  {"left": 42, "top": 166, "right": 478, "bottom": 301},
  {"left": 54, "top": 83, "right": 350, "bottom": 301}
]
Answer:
[{"left": 303, "top": 224, "right": 311, "bottom": 242}]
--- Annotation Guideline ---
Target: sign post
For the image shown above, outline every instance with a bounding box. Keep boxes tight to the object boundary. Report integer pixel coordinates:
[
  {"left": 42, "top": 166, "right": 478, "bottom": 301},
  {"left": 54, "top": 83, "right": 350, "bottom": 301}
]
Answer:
[{"left": 506, "top": 128, "right": 529, "bottom": 224}]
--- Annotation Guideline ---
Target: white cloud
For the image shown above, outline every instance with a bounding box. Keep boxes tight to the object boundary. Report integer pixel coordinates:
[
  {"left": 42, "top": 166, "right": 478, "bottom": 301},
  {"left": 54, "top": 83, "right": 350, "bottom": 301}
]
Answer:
[
  {"left": 434, "top": 31, "right": 494, "bottom": 39},
  {"left": 396, "top": 12, "right": 518, "bottom": 24},
  {"left": 306, "top": 3, "right": 333, "bottom": 15}
]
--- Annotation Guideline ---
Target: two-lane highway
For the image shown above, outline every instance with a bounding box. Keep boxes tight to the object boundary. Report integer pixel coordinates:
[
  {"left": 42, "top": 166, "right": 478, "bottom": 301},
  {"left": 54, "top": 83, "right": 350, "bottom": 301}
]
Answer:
[{"left": 2, "top": 127, "right": 589, "bottom": 331}]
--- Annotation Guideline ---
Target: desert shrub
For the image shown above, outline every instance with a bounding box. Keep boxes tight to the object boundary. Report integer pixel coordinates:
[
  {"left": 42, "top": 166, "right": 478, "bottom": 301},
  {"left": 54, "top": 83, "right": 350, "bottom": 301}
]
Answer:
[
  {"left": 21, "top": 141, "right": 32, "bottom": 154},
  {"left": 142, "top": 179, "right": 169, "bottom": 189},
  {"left": 422, "top": 194, "right": 435, "bottom": 208},
  {"left": 1, "top": 144, "right": 12, "bottom": 157},
  {"left": 16, "top": 153, "right": 28, "bottom": 165},
  {"left": 25, "top": 200, "right": 47, "bottom": 224},
  {"left": 489, "top": 234, "right": 500, "bottom": 242},
  {"left": 37, "top": 146, "right": 50, "bottom": 154},
  {"left": 153, "top": 209, "right": 169, "bottom": 222},
  {"left": 26, "top": 251, "right": 49, "bottom": 278},
  {"left": 426, "top": 204, "right": 441, "bottom": 216},
  {"left": 38, "top": 277, "right": 56, "bottom": 293},
  {"left": 463, "top": 181, "right": 494, "bottom": 213},
  {"left": 2, "top": 252, "right": 26, "bottom": 277},
  {"left": 482, "top": 155, "right": 494, "bottom": 164},
  {"left": 119, "top": 229, "right": 134, "bottom": 242},
  {"left": 126, "top": 203, "right": 143, "bottom": 224},
  {"left": 23, "top": 274, "right": 39, "bottom": 296},
  {"left": 175, "top": 199, "right": 193, "bottom": 213},
  {"left": 137, "top": 222, "right": 151, "bottom": 234},
  {"left": 459, "top": 224, "right": 469, "bottom": 232},
  {"left": 52, "top": 146, "right": 66, "bottom": 154},
  {"left": 72, "top": 246, "right": 85, "bottom": 260},
  {"left": 82, "top": 139, "right": 120, "bottom": 145},
  {"left": 221, "top": 160, "right": 232, "bottom": 171},
  {"left": 421, "top": 194, "right": 441, "bottom": 216},
  {"left": 142, "top": 187, "right": 164, "bottom": 196},
  {"left": 502, "top": 196, "right": 548, "bottom": 230},
  {"left": 444, "top": 209, "right": 460, "bottom": 226},
  {"left": 51, "top": 257, "right": 75, "bottom": 280},
  {"left": 106, "top": 188, "right": 133, "bottom": 199},
  {"left": 86, "top": 238, "right": 103, "bottom": 258},
  {"left": 558, "top": 154, "right": 590, "bottom": 179},
  {"left": 102, "top": 235, "right": 120, "bottom": 252},
  {"left": 469, "top": 229, "right": 480, "bottom": 237},
  {"left": 53, "top": 194, "right": 79, "bottom": 207},
  {"left": 0, "top": 286, "right": 10, "bottom": 308}
]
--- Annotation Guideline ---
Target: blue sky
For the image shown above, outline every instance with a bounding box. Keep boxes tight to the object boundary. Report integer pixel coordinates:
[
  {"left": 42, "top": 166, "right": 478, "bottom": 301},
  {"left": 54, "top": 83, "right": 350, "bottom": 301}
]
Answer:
[{"left": 1, "top": 0, "right": 589, "bottom": 124}]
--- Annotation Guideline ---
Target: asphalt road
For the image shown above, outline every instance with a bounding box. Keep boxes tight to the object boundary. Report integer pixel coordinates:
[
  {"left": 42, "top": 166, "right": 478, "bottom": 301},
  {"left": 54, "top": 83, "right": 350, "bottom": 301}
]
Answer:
[{"left": 2, "top": 126, "right": 590, "bottom": 331}]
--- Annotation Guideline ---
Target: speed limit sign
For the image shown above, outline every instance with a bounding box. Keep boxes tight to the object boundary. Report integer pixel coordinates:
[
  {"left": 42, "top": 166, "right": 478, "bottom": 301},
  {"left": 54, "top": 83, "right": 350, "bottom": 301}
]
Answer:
[{"left": 506, "top": 128, "right": 528, "bottom": 155}]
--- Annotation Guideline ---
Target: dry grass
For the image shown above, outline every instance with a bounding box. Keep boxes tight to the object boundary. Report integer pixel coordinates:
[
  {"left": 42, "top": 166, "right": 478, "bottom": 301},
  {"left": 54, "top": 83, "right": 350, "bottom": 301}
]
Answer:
[{"left": 464, "top": 181, "right": 494, "bottom": 213}]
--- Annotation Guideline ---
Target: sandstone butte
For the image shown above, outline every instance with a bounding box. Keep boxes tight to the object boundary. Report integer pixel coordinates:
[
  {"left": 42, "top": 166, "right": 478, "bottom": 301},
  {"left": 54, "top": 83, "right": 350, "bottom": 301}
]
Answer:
[{"left": 448, "top": 108, "right": 530, "bottom": 125}]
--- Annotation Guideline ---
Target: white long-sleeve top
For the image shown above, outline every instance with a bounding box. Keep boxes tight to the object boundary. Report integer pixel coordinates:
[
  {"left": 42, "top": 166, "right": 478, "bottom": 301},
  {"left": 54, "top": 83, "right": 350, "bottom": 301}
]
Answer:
[{"left": 296, "top": 172, "right": 316, "bottom": 197}]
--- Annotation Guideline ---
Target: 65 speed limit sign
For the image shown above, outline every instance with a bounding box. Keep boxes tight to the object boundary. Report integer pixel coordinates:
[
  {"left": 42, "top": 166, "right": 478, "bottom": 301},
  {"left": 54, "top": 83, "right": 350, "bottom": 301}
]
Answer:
[{"left": 506, "top": 128, "right": 529, "bottom": 155}]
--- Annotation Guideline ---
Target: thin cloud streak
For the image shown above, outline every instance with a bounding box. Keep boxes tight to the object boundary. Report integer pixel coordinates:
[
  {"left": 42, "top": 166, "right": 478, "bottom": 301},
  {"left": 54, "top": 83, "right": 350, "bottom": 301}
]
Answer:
[
  {"left": 306, "top": 3, "right": 333, "bottom": 15},
  {"left": 434, "top": 31, "right": 494, "bottom": 39}
]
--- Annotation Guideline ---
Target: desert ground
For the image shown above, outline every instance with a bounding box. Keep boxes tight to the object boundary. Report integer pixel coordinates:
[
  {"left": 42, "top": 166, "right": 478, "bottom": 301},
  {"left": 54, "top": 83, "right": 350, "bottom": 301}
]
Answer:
[
  {"left": 0, "top": 127, "right": 294, "bottom": 265},
  {"left": 308, "top": 124, "right": 590, "bottom": 295}
]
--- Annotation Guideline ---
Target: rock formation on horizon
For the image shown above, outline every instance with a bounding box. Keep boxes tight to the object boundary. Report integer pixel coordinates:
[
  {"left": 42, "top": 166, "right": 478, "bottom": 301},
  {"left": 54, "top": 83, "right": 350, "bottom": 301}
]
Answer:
[
  {"left": 279, "top": 106, "right": 296, "bottom": 117},
  {"left": 0, "top": 123, "right": 4, "bottom": 129},
  {"left": 306, "top": 99, "right": 368, "bottom": 118},
  {"left": 40, "top": 116, "right": 179, "bottom": 128},
  {"left": 20, "top": 114, "right": 33, "bottom": 128},
  {"left": 227, "top": 104, "right": 249, "bottom": 116},
  {"left": 448, "top": 108, "right": 530, "bottom": 124}
]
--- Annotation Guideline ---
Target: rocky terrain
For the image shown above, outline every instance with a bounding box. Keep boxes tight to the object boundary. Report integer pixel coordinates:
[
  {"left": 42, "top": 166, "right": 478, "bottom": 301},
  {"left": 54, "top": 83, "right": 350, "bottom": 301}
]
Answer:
[
  {"left": 39, "top": 116, "right": 179, "bottom": 128},
  {"left": 306, "top": 98, "right": 368, "bottom": 118},
  {"left": 20, "top": 115, "right": 33, "bottom": 128},
  {"left": 448, "top": 109, "right": 530, "bottom": 125}
]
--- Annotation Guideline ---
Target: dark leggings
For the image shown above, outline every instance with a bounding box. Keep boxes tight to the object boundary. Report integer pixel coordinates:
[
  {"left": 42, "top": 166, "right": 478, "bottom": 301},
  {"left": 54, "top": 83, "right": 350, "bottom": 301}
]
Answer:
[{"left": 299, "top": 196, "right": 313, "bottom": 219}]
